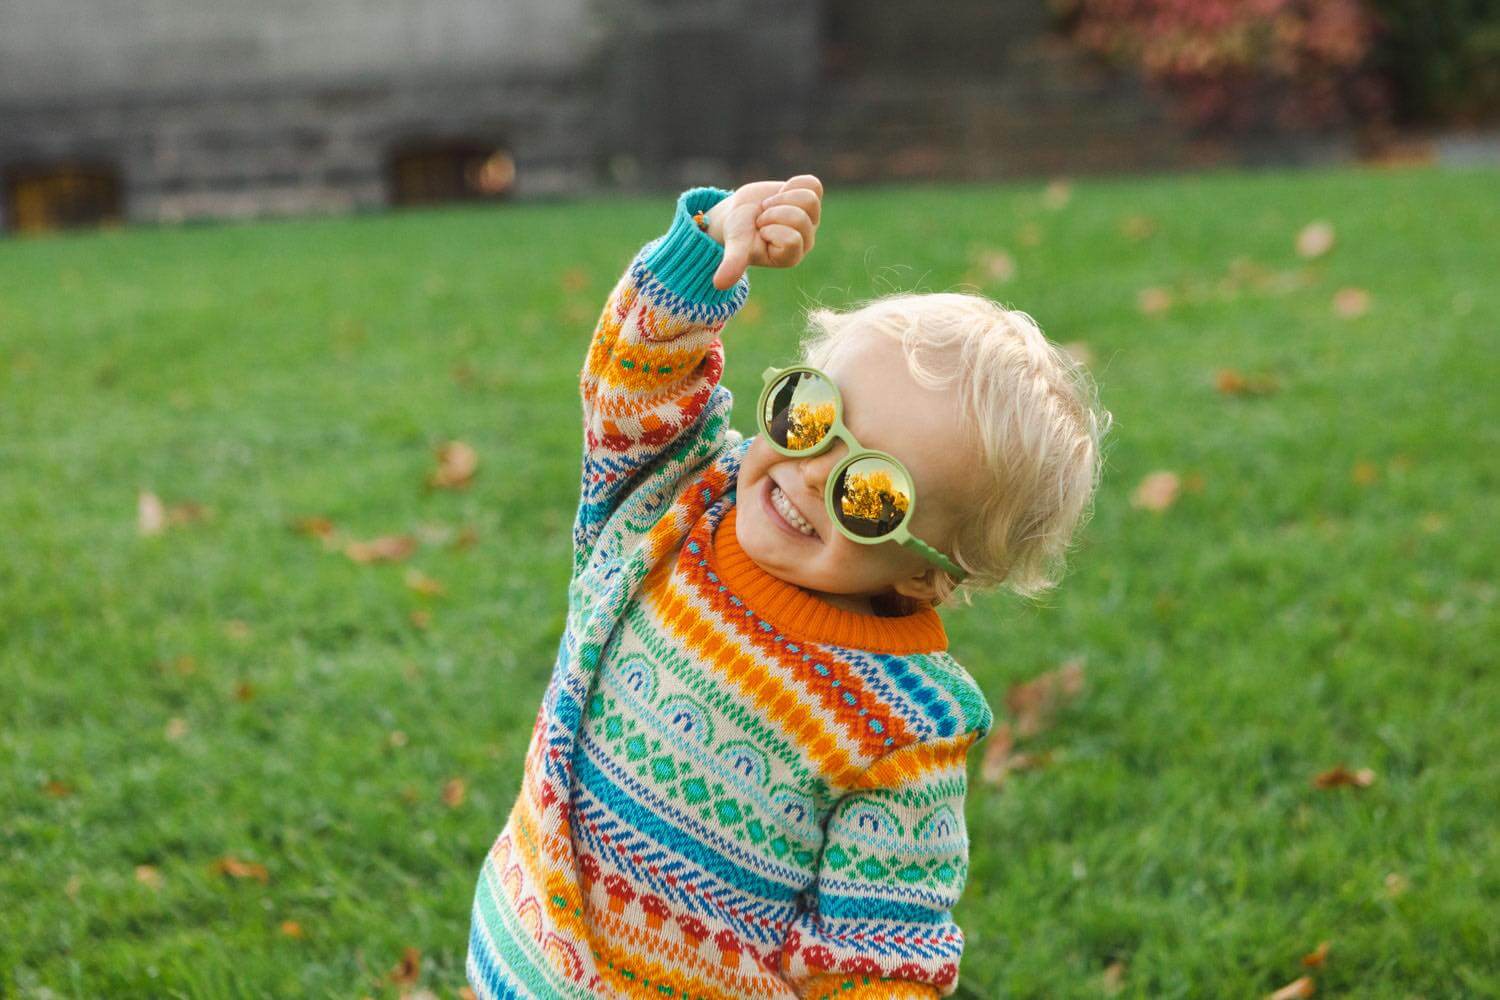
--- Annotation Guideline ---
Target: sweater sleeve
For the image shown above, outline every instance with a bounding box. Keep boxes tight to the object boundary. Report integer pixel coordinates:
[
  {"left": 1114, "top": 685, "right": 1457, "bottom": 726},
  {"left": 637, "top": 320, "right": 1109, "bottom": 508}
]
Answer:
[
  {"left": 573, "top": 186, "right": 748, "bottom": 573},
  {"left": 780, "top": 731, "right": 986, "bottom": 999}
]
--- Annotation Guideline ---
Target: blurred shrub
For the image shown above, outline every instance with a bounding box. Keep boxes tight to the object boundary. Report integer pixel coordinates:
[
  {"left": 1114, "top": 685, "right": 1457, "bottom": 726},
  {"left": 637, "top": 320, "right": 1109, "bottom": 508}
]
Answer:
[
  {"left": 1367, "top": 0, "right": 1500, "bottom": 123},
  {"left": 1051, "top": 0, "right": 1387, "bottom": 130}
]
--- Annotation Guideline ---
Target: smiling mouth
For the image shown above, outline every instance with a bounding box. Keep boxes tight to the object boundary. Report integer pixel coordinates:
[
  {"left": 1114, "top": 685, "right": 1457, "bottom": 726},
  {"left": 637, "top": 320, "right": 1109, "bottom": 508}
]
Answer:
[{"left": 768, "top": 480, "right": 819, "bottom": 538}]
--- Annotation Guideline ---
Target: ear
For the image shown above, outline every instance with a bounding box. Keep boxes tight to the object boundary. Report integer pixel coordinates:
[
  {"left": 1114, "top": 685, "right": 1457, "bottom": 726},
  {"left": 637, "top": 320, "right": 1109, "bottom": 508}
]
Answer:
[{"left": 891, "top": 568, "right": 941, "bottom": 603}]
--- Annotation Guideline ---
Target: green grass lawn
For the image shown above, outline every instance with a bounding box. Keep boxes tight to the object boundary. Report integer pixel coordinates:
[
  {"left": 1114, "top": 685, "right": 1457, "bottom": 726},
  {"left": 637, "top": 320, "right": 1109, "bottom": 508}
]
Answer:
[{"left": 3, "top": 167, "right": 1497, "bottom": 999}]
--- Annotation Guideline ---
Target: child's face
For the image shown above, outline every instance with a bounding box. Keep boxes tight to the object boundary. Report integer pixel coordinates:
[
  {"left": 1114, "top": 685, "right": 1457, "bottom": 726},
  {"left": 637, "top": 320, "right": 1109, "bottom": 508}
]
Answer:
[{"left": 735, "top": 335, "right": 973, "bottom": 605}]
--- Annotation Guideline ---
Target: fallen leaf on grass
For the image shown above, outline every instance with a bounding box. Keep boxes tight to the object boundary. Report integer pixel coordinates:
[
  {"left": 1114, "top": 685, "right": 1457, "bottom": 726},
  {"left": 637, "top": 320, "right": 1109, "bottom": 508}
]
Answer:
[
  {"left": 1043, "top": 179, "right": 1073, "bottom": 210},
  {"left": 1214, "top": 368, "right": 1281, "bottom": 397},
  {"left": 134, "top": 865, "right": 164, "bottom": 890},
  {"left": 345, "top": 535, "right": 417, "bottom": 564},
  {"left": 233, "top": 682, "right": 256, "bottom": 703},
  {"left": 223, "top": 619, "right": 252, "bottom": 641},
  {"left": 138, "top": 492, "right": 166, "bottom": 535},
  {"left": 1332, "top": 287, "right": 1370, "bottom": 319},
  {"left": 1351, "top": 461, "right": 1379, "bottom": 486},
  {"left": 453, "top": 526, "right": 480, "bottom": 551},
  {"left": 391, "top": 946, "right": 422, "bottom": 986},
  {"left": 165, "top": 717, "right": 189, "bottom": 741},
  {"left": 65, "top": 875, "right": 83, "bottom": 898},
  {"left": 1101, "top": 960, "right": 1127, "bottom": 994},
  {"left": 404, "top": 569, "right": 445, "bottom": 597},
  {"left": 1302, "top": 941, "right": 1330, "bottom": 968},
  {"left": 409, "top": 609, "right": 433, "bottom": 630},
  {"left": 1005, "top": 660, "right": 1085, "bottom": 739},
  {"left": 210, "top": 856, "right": 269, "bottom": 883},
  {"left": 1131, "top": 471, "right": 1181, "bottom": 512},
  {"left": 388, "top": 730, "right": 409, "bottom": 749},
  {"left": 977, "top": 250, "right": 1016, "bottom": 283},
  {"left": 1384, "top": 872, "right": 1409, "bottom": 897},
  {"left": 980, "top": 722, "right": 1015, "bottom": 788},
  {"left": 1268, "top": 975, "right": 1316, "bottom": 999},
  {"left": 1312, "top": 765, "right": 1375, "bottom": 789},
  {"left": 1119, "top": 214, "right": 1157, "bottom": 241},
  {"left": 280, "top": 920, "right": 305, "bottom": 938},
  {"left": 291, "top": 516, "right": 336, "bottom": 542},
  {"left": 1137, "top": 287, "right": 1172, "bottom": 316},
  {"left": 138, "top": 492, "right": 210, "bottom": 535},
  {"left": 42, "top": 779, "right": 74, "bottom": 798},
  {"left": 429, "top": 441, "right": 479, "bottom": 490},
  {"left": 1296, "top": 221, "right": 1336, "bottom": 259},
  {"left": 442, "top": 778, "right": 468, "bottom": 808}
]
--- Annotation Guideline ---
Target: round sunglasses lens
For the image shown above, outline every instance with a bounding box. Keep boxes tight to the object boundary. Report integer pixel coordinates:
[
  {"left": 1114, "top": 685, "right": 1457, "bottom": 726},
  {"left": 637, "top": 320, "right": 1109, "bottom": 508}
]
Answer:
[
  {"left": 764, "top": 371, "right": 837, "bottom": 452},
  {"left": 833, "top": 457, "right": 913, "bottom": 538}
]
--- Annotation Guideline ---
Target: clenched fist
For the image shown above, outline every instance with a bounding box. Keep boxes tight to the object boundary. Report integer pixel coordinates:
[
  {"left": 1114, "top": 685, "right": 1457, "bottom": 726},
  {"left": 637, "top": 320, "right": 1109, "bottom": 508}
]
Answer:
[{"left": 704, "top": 175, "right": 823, "bottom": 291}]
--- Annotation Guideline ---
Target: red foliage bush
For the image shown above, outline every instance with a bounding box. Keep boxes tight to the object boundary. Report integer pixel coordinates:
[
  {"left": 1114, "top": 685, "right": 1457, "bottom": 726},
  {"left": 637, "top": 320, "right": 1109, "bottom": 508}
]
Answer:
[{"left": 1053, "top": 0, "right": 1388, "bottom": 129}]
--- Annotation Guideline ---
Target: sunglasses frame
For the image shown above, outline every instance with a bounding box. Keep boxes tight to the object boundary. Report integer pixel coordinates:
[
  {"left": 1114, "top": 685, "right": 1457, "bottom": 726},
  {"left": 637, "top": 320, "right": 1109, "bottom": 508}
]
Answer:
[{"left": 756, "top": 365, "right": 967, "bottom": 581}]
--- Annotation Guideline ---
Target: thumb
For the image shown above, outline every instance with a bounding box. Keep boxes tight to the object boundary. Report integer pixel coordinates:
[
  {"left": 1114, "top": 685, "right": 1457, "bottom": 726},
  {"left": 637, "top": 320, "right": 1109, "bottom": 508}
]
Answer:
[{"left": 713, "top": 202, "right": 756, "bottom": 291}]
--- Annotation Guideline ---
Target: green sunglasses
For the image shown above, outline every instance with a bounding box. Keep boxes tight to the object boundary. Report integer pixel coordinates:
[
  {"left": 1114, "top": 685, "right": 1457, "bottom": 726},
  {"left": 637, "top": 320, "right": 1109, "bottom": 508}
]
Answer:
[{"left": 756, "top": 365, "right": 967, "bottom": 582}]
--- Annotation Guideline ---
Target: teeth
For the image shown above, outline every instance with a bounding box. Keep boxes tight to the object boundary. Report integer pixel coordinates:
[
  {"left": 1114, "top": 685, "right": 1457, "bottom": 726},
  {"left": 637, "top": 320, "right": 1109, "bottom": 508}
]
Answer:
[{"left": 771, "top": 485, "right": 816, "bottom": 536}]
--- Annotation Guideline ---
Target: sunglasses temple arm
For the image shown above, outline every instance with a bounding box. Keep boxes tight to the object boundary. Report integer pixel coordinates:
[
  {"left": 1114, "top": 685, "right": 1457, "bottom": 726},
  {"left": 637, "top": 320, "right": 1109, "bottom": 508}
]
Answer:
[{"left": 900, "top": 536, "right": 968, "bottom": 582}]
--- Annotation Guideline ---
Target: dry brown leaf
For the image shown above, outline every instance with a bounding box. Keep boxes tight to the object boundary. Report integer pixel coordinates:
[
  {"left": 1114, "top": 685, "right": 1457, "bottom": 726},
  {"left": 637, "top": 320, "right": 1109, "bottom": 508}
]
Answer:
[
  {"left": 978, "top": 250, "right": 1016, "bottom": 283},
  {"left": 1061, "top": 342, "right": 1095, "bottom": 367},
  {"left": 138, "top": 491, "right": 167, "bottom": 536},
  {"left": 1268, "top": 975, "right": 1316, "bottom": 999},
  {"left": 134, "top": 864, "right": 164, "bottom": 890},
  {"left": 404, "top": 569, "right": 445, "bottom": 597},
  {"left": 1215, "top": 369, "right": 1280, "bottom": 397},
  {"left": 291, "top": 516, "right": 336, "bottom": 541},
  {"left": 42, "top": 779, "right": 74, "bottom": 798},
  {"left": 1132, "top": 471, "right": 1181, "bottom": 512},
  {"left": 390, "top": 946, "right": 422, "bottom": 986},
  {"left": 65, "top": 875, "right": 83, "bottom": 898},
  {"left": 345, "top": 535, "right": 417, "bottom": 564},
  {"left": 1384, "top": 872, "right": 1409, "bottom": 897},
  {"left": 165, "top": 717, "right": 189, "bottom": 741},
  {"left": 409, "top": 609, "right": 433, "bottom": 630},
  {"left": 388, "top": 730, "right": 409, "bottom": 749},
  {"left": 1043, "top": 179, "right": 1073, "bottom": 210},
  {"left": 233, "top": 682, "right": 256, "bottom": 703},
  {"left": 1119, "top": 214, "right": 1157, "bottom": 241},
  {"left": 166, "top": 502, "right": 210, "bottom": 527},
  {"left": 169, "top": 655, "right": 198, "bottom": 676},
  {"left": 1351, "top": 461, "right": 1379, "bottom": 486},
  {"left": 280, "top": 920, "right": 305, "bottom": 939},
  {"left": 453, "top": 526, "right": 480, "bottom": 551},
  {"left": 210, "top": 856, "right": 270, "bottom": 883},
  {"left": 1005, "top": 660, "right": 1085, "bottom": 739},
  {"left": 429, "top": 441, "right": 479, "bottom": 490},
  {"left": 1296, "top": 221, "right": 1336, "bottom": 259},
  {"left": 1312, "top": 765, "right": 1376, "bottom": 789},
  {"left": 1102, "top": 960, "right": 1127, "bottom": 994},
  {"left": 1302, "top": 940, "right": 1330, "bottom": 968},
  {"left": 1137, "top": 287, "right": 1172, "bottom": 316},
  {"left": 980, "top": 722, "right": 1015, "bottom": 788},
  {"left": 442, "top": 778, "right": 468, "bottom": 809},
  {"left": 1333, "top": 287, "right": 1371, "bottom": 319}
]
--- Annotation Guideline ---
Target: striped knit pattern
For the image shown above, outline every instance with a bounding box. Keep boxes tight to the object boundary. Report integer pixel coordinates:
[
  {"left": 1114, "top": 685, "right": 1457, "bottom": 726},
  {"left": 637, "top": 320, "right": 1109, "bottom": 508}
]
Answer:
[{"left": 467, "top": 188, "right": 993, "bottom": 1000}]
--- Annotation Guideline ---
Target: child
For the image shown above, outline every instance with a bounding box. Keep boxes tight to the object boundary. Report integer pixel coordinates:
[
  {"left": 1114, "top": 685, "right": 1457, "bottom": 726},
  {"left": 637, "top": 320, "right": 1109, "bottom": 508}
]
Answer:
[{"left": 467, "top": 177, "right": 1106, "bottom": 999}]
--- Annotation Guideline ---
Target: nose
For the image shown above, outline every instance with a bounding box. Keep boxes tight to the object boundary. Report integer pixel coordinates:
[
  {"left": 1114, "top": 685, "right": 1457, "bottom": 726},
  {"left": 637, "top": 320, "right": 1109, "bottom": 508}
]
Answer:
[{"left": 798, "top": 441, "right": 847, "bottom": 494}]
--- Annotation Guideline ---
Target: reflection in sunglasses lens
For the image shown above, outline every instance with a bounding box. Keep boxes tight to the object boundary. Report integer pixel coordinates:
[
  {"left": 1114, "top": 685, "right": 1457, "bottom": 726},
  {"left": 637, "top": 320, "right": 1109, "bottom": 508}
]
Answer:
[
  {"left": 833, "top": 457, "right": 911, "bottom": 538},
  {"left": 764, "top": 372, "right": 837, "bottom": 452}
]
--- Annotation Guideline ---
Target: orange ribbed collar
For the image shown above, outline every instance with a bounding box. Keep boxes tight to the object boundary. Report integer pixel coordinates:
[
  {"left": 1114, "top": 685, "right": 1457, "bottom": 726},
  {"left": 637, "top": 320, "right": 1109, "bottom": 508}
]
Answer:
[{"left": 708, "top": 507, "right": 948, "bottom": 654}]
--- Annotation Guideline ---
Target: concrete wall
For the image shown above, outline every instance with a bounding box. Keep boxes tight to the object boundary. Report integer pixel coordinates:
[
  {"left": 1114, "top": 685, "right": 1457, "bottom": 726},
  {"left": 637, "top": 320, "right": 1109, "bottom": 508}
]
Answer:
[{"left": 0, "top": 0, "right": 595, "bottom": 99}]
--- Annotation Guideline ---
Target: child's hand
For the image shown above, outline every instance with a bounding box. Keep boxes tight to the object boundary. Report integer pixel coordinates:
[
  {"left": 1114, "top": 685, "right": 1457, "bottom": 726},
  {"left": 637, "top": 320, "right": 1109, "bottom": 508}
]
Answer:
[{"left": 705, "top": 175, "right": 823, "bottom": 291}]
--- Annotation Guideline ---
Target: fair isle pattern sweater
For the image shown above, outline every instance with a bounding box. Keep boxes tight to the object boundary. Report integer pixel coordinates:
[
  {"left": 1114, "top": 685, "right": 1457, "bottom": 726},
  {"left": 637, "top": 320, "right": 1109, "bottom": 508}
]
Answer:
[{"left": 467, "top": 188, "right": 993, "bottom": 1000}]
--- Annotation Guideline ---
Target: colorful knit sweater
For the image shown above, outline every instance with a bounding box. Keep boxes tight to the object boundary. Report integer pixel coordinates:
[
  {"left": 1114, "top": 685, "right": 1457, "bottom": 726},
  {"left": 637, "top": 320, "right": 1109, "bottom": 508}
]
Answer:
[{"left": 466, "top": 188, "right": 994, "bottom": 1000}]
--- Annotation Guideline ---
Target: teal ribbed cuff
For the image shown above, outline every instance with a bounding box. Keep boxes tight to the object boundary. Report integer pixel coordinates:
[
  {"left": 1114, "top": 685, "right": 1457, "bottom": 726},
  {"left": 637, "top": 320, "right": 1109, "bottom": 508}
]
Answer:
[{"left": 639, "top": 187, "right": 745, "bottom": 308}]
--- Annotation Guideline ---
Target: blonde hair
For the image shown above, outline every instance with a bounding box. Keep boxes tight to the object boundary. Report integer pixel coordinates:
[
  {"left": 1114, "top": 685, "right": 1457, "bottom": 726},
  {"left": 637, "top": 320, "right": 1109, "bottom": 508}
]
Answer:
[{"left": 800, "top": 292, "right": 1109, "bottom": 603}]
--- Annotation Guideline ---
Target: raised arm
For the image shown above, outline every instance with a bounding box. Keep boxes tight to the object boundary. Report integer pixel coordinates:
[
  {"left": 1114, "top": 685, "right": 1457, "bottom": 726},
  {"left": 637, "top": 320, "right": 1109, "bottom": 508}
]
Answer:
[
  {"left": 781, "top": 729, "right": 987, "bottom": 998},
  {"left": 574, "top": 177, "right": 822, "bottom": 573}
]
